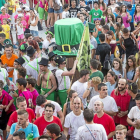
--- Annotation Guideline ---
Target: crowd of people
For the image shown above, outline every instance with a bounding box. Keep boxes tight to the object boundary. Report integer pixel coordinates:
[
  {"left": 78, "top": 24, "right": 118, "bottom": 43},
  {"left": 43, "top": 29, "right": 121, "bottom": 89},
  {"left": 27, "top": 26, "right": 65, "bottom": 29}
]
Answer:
[{"left": 1, "top": 0, "right": 140, "bottom": 140}]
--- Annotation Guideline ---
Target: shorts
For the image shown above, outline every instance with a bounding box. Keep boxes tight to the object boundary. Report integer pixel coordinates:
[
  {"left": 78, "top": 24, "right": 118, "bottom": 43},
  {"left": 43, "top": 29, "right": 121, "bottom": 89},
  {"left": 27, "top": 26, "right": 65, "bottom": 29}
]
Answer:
[
  {"left": 17, "top": 34, "right": 24, "bottom": 39},
  {"left": 38, "top": 7, "right": 48, "bottom": 20},
  {"left": 30, "top": 30, "right": 39, "bottom": 37},
  {"left": 54, "top": 6, "right": 63, "bottom": 14},
  {"left": 48, "top": 8, "right": 54, "bottom": 13}
]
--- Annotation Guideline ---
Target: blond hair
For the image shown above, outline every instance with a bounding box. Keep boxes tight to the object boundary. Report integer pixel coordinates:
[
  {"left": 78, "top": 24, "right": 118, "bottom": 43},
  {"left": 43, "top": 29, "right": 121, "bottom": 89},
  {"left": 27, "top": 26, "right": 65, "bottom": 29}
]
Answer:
[
  {"left": 116, "top": 125, "right": 127, "bottom": 134},
  {"left": 92, "top": 77, "right": 101, "bottom": 85}
]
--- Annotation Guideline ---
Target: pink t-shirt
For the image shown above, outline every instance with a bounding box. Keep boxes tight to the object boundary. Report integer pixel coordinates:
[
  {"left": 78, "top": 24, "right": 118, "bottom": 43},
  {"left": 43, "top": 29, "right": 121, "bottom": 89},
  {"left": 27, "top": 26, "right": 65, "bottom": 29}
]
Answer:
[
  {"left": 21, "top": 20, "right": 27, "bottom": 31},
  {"left": 31, "top": 89, "right": 39, "bottom": 106},
  {"left": 23, "top": 14, "right": 29, "bottom": 29},
  {"left": 19, "top": 90, "right": 33, "bottom": 107},
  {"left": 2, "top": 90, "right": 16, "bottom": 114},
  {"left": 0, "top": 14, "right": 10, "bottom": 24},
  {"left": 39, "top": 0, "right": 44, "bottom": 8},
  {"left": 14, "top": 14, "right": 18, "bottom": 20}
]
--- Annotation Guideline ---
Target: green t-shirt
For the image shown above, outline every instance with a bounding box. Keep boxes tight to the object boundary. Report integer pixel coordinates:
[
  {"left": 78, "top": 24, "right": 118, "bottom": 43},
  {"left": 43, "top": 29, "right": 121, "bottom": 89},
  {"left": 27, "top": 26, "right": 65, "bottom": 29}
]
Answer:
[
  {"left": 89, "top": 9, "right": 103, "bottom": 23},
  {"left": 0, "top": 0, "right": 6, "bottom": 14},
  {"left": 90, "top": 70, "right": 104, "bottom": 81}
]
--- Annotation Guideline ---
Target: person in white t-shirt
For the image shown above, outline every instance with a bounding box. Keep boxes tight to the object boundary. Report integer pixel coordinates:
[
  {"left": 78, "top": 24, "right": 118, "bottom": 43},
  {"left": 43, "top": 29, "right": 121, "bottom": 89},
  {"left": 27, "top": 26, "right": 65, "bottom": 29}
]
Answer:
[
  {"left": 115, "top": 125, "right": 127, "bottom": 140},
  {"left": 88, "top": 83, "right": 118, "bottom": 116},
  {"left": 127, "top": 94, "right": 140, "bottom": 140},
  {"left": 62, "top": 4, "right": 70, "bottom": 19},
  {"left": 75, "top": 108, "right": 107, "bottom": 140},
  {"left": 48, "top": 52, "right": 58, "bottom": 71},
  {"left": 71, "top": 69, "right": 90, "bottom": 108},
  {"left": 36, "top": 95, "right": 64, "bottom": 124},
  {"left": 54, "top": 55, "right": 78, "bottom": 108},
  {"left": 64, "top": 96, "right": 85, "bottom": 139}
]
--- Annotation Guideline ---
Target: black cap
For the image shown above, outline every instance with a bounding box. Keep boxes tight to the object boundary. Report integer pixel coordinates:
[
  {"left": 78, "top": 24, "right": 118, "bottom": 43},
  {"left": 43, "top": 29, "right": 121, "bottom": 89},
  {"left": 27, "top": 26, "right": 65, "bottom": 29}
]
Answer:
[
  {"left": 15, "top": 57, "right": 25, "bottom": 66},
  {"left": 54, "top": 55, "right": 66, "bottom": 65},
  {"left": 26, "top": 46, "right": 35, "bottom": 57},
  {"left": 38, "top": 58, "right": 49, "bottom": 66},
  {"left": 19, "top": 43, "right": 28, "bottom": 52},
  {"left": 48, "top": 52, "right": 56, "bottom": 61}
]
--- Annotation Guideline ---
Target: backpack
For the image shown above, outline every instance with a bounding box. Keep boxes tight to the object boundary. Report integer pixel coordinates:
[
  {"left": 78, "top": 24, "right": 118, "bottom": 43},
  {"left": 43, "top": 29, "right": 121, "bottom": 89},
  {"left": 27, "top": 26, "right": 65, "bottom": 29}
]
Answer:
[
  {"left": 114, "top": 46, "right": 120, "bottom": 58},
  {"left": 103, "top": 53, "right": 111, "bottom": 70},
  {"left": 44, "top": 0, "right": 49, "bottom": 12},
  {"left": 21, "top": 93, "right": 33, "bottom": 108},
  {"left": 53, "top": 0, "right": 60, "bottom": 11}
]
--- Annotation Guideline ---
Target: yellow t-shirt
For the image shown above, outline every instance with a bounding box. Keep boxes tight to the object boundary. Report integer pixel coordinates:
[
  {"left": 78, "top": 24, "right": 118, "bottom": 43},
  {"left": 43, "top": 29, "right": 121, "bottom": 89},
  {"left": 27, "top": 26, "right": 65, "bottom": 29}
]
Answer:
[
  {"left": 2, "top": 24, "right": 10, "bottom": 39},
  {"left": 8, "top": 0, "right": 20, "bottom": 13}
]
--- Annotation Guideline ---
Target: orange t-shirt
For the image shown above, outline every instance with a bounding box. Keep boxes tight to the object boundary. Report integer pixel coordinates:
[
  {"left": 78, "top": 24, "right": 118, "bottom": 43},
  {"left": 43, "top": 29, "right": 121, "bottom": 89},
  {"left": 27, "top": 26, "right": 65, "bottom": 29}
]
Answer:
[{"left": 1, "top": 54, "right": 18, "bottom": 77}]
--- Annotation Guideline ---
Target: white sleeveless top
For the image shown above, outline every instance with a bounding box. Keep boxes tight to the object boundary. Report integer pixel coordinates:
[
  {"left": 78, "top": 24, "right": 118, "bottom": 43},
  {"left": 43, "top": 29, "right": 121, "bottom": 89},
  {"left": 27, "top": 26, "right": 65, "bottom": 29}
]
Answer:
[
  {"left": 30, "top": 17, "right": 38, "bottom": 31},
  {"left": 17, "top": 24, "right": 24, "bottom": 35}
]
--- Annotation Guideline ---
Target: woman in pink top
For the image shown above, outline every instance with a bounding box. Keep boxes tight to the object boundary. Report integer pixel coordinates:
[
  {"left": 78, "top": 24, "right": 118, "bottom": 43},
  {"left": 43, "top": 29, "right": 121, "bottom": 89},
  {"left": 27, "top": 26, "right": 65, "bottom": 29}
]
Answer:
[
  {"left": 104, "top": 7, "right": 114, "bottom": 23},
  {"left": 98, "top": 0, "right": 106, "bottom": 12},
  {"left": 120, "top": 5, "right": 131, "bottom": 31},
  {"left": 0, "top": 6, "right": 10, "bottom": 24},
  {"left": 134, "top": 4, "right": 140, "bottom": 26}
]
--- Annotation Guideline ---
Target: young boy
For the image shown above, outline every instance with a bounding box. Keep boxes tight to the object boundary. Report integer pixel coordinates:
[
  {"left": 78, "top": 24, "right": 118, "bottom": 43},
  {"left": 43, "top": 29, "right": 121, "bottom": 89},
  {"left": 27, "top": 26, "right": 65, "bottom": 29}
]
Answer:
[
  {"left": 80, "top": 13, "right": 86, "bottom": 26},
  {"left": 0, "top": 33, "right": 6, "bottom": 57},
  {"left": 114, "top": 7, "right": 120, "bottom": 18},
  {"left": 26, "top": 78, "right": 39, "bottom": 111},
  {"left": 115, "top": 125, "right": 127, "bottom": 140},
  {"left": 62, "top": 4, "right": 69, "bottom": 19},
  {"left": 2, "top": 18, "right": 10, "bottom": 39},
  {"left": 127, "top": 4, "right": 135, "bottom": 32}
]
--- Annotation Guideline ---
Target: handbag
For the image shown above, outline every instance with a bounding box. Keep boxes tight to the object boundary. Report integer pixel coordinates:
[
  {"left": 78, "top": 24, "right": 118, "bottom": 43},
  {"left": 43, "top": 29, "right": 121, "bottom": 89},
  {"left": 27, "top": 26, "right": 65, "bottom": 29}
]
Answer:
[
  {"left": 53, "top": 0, "right": 60, "bottom": 11},
  {"left": 8, "top": 10, "right": 13, "bottom": 15},
  {"left": 85, "top": 125, "right": 96, "bottom": 140}
]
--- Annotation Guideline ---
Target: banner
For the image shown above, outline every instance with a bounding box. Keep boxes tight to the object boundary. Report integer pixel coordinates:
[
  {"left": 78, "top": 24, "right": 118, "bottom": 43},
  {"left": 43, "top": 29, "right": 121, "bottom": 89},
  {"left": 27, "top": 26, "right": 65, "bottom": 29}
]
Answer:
[{"left": 77, "top": 25, "right": 91, "bottom": 71}]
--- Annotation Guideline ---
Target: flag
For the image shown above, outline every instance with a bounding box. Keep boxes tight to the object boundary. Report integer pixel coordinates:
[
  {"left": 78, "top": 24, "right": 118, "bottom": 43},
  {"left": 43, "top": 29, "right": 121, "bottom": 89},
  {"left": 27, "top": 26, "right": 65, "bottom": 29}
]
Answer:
[{"left": 77, "top": 25, "right": 91, "bottom": 71}]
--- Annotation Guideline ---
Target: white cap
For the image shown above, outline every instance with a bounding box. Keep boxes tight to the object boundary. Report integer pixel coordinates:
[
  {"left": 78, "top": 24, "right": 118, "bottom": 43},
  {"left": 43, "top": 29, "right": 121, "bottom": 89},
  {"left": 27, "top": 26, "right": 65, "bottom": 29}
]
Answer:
[
  {"left": 17, "top": 8, "right": 22, "bottom": 12},
  {"left": 25, "top": 7, "right": 30, "bottom": 11},
  {"left": 18, "top": 14, "right": 23, "bottom": 17},
  {"left": 1, "top": 6, "right": 6, "bottom": 11}
]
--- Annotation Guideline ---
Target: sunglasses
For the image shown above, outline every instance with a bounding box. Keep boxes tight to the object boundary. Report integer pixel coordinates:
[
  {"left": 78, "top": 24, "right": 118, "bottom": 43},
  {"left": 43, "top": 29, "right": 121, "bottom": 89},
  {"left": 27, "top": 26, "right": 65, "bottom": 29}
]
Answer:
[{"left": 94, "top": 18, "right": 101, "bottom": 21}]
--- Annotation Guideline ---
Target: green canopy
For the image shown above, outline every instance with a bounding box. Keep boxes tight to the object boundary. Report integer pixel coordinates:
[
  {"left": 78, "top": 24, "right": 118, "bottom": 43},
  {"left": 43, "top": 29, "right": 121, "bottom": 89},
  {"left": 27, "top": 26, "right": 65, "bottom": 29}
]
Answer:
[{"left": 54, "top": 18, "right": 84, "bottom": 46}]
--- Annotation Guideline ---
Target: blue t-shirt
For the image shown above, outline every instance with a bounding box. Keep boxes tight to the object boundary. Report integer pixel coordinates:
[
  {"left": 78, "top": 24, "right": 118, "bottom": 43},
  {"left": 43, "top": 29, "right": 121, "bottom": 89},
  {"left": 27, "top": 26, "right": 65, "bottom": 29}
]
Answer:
[
  {"left": 127, "top": 8, "right": 135, "bottom": 22},
  {"left": 113, "top": 12, "right": 118, "bottom": 18},
  {"left": 10, "top": 123, "right": 39, "bottom": 139},
  {"left": 105, "top": 82, "right": 116, "bottom": 96}
]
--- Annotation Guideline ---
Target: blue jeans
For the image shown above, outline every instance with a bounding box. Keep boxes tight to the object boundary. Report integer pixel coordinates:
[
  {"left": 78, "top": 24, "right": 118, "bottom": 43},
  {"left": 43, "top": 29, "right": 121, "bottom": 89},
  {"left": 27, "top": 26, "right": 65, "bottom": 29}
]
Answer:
[
  {"left": 30, "top": 30, "right": 39, "bottom": 37},
  {"left": 110, "top": 54, "right": 114, "bottom": 63},
  {"left": 134, "top": 138, "right": 140, "bottom": 140}
]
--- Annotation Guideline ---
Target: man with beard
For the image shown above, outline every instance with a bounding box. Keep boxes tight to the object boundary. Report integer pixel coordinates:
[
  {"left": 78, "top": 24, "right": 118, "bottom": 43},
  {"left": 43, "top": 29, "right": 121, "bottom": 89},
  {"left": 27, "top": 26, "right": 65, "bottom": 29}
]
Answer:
[
  {"left": 93, "top": 101, "right": 116, "bottom": 140},
  {"left": 34, "top": 103, "right": 63, "bottom": 136},
  {"left": 111, "top": 78, "right": 131, "bottom": 126},
  {"left": 64, "top": 96, "right": 85, "bottom": 139},
  {"left": 88, "top": 83, "right": 118, "bottom": 116}
]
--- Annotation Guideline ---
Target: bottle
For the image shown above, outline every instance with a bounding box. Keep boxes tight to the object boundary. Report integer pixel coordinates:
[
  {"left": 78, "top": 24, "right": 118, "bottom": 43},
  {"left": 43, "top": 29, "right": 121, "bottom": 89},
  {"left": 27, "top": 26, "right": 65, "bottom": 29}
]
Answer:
[{"left": 28, "top": 99, "right": 32, "bottom": 108}]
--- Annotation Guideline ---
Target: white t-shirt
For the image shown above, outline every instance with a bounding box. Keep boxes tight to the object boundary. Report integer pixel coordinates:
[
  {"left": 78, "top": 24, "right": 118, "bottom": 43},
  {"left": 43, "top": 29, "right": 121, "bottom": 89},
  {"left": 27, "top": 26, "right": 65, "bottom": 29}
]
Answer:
[
  {"left": 22, "top": 55, "right": 30, "bottom": 67},
  {"left": 62, "top": 11, "right": 69, "bottom": 19},
  {"left": 35, "top": 101, "right": 62, "bottom": 117},
  {"left": 48, "top": 64, "right": 58, "bottom": 71},
  {"left": 64, "top": 111, "right": 85, "bottom": 140},
  {"left": 25, "top": 57, "right": 41, "bottom": 80},
  {"left": 75, "top": 123, "right": 108, "bottom": 140},
  {"left": 56, "top": 68, "right": 70, "bottom": 90},
  {"left": 88, "top": 95, "right": 118, "bottom": 113},
  {"left": 42, "top": 38, "right": 55, "bottom": 50},
  {"left": 13, "top": 69, "right": 18, "bottom": 85},
  {"left": 128, "top": 106, "right": 140, "bottom": 139},
  {"left": 0, "top": 68, "right": 9, "bottom": 86},
  {"left": 71, "top": 81, "right": 87, "bottom": 108}
]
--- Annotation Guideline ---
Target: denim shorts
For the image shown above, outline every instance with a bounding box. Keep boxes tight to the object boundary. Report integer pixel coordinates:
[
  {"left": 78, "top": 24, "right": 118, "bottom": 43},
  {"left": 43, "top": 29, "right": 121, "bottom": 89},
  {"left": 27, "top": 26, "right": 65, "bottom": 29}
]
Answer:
[
  {"left": 30, "top": 30, "right": 39, "bottom": 37},
  {"left": 54, "top": 6, "right": 63, "bottom": 14},
  {"left": 48, "top": 8, "right": 54, "bottom": 13}
]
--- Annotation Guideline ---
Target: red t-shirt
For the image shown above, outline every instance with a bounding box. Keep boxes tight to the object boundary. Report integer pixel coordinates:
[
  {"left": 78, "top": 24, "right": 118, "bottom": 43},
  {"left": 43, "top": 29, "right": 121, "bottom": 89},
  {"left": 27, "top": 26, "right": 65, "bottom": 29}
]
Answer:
[
  {"left": 7, "top": 108, "right": 35, "bottom": 127},
  {"left": 111, "top": 90, "right": 131, "bottom": 126},
  {"left": 34, "top": 116, "right": 63, "bottom": 136},
  {"left": 93, "top": 113, "right": 115, "bottom": 140}
]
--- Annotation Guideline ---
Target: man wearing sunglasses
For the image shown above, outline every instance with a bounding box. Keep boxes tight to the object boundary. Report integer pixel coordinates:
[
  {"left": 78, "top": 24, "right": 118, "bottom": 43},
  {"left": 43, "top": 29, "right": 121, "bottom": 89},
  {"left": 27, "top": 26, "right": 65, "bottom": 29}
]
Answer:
[{"left": 54, "top": 55, "right": 78, "bottom": 109}]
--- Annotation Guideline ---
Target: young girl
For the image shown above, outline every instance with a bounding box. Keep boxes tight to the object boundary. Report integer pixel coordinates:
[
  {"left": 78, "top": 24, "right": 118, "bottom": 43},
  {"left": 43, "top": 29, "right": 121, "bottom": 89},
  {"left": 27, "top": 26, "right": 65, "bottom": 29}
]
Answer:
[
  {"left": 116, "top": 15, "right": 125, "bottom": 29},
  {"left": 93, "top": 18, "right": 102, "bottom": 44},
  {"left": 98, "top": 0, "right": 106, "bottom": 11},
  {"left": 2, "top": 18, "right": 10, "bottom": 39},
  {"left": 124, "top": 55, "right": 137, "bottom": 82},
  {"left": 134, "top": 4, "right": 140, "bottom": 27},
  {"left": 120, "top": 5, "right": 131, "bottom": 31},
  {"left": 115, "top": 22, "right": 125, "bottom": 60},
  {"left": 106, "top": 71, "right": 117, "bottom": 96},
  {"left": 110, "top": 58, "right": 124, "bottom": 77},
  {"left": 133, "top": 66, "right": 140, "bottom": 89},
  {"left": 106, "top": 30, "right": 116, "bottom": 62},
  {"left": 107, "top": 14, "right": 116, "bottom": 33},
  {"left": 108, "top": 0, "right": 119, "bottom": 13},
  {"left": 16, "top": 17, "right": 24, "bottom": 45},
  {"left": 120, "top": 28, "right": 138, "bottom": 59},
  {"left": 104, "top": 7, "right": 114, "bottom": 22}
]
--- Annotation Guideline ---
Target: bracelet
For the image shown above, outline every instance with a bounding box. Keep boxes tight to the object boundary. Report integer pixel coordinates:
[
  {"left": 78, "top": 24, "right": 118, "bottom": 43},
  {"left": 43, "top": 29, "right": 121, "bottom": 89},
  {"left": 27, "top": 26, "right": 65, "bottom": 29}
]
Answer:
[{"left": 86, "top": 88, "right": 90, "bottom": 90}]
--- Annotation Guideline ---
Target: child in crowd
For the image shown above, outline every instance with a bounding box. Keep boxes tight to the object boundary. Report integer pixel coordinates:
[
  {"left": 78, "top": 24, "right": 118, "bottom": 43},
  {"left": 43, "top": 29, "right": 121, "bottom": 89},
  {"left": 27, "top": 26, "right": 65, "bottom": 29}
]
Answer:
[
  {"left": 2, "top": 18, "right": 10, "bottom": 39},
  {"left": 62, "top": 4, "right": 70, "bottom": 19}
]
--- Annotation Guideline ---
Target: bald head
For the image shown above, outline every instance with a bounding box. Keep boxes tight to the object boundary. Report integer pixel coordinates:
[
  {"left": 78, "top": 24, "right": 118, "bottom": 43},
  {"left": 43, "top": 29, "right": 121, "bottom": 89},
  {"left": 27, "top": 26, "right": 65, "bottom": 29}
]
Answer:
[
  {"left": 73, "top": 96, "right": 82, "bottom": 113},
  {"left": 94, "top": 100, "right": 104, "bottom": 113}
]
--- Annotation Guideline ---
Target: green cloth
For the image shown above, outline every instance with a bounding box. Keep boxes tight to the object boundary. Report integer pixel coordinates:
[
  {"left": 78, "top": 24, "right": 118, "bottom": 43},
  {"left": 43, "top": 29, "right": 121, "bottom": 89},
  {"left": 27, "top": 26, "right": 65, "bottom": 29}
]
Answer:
[
  {"left": 0, "top": 0, "right": 6, "bottom": 14},
  {"left": 54, "top": 18, "right": 84, "bottom": 46},
  {"left": 77, "top": 25, "right": 91, "bottom": 71},
  {"left": 89, "top": 9, "right": 103, "bottom": 23},
  {"left": 53, "top": 50, "right": 77, "bottom": 56},
  {"left": 41, "top": 88, "right": 55, "bottom": 101},
  {"left": 90, "top": 71, "right": 104, "bottom": 81},
  {"left": 35, "top": 84, "right": 41, "bottom": 94},
  {"left": 110, "top": 26, "right": 115, "bottom": 34},
  {"left": 57, "top": 90, "right": 67, "bottom": 109}
]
